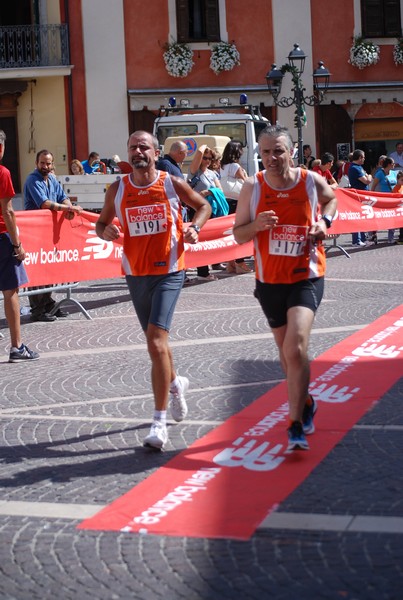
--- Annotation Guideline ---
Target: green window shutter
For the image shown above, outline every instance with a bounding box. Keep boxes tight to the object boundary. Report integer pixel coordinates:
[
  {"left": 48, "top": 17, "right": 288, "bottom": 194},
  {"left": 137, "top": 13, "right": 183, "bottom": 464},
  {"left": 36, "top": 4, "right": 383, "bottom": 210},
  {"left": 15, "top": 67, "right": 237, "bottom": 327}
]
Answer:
[
  {"left": 205, "top": 0, "right": 220, "bottom": 42},
  {"left": 176, "top": 0, "right": 220, "bottom": 43},
  {"left": 176, "top": 0, "right": 190, "bottom": 43},
  {"left": 361, "top": 0, "right": 402, "bottom": 37}
]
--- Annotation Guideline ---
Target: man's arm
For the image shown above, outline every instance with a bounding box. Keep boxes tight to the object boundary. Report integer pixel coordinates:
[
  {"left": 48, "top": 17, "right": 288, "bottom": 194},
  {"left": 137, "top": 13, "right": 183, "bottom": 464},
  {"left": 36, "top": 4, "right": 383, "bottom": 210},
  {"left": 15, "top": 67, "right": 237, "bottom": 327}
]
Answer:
[
  {"left": 40, "top": 198, "right": 83, "bottom": 217},
  {"left": 95, "top": 180, "right": 121, "bottom": 241},
  {"left": 327, "top": 172, "right": 338, "bottom": 189},
  {"left": 358, "top": 169, "right": 372, "bottom": 186},
  {"left": 233, "top": 177, "right": 279, "bottom": 245},
  {"left": 0, "top": 197, "right": 26, "bottom": 261},
  {"left": 43, "top": 177, "right": 83, "bottom": 218},
  {"left": 309, "top": 171, "right": 337, "bottom": 241},
  {"left": 171, "top": 176, "right": 211, "bottom": 243}
]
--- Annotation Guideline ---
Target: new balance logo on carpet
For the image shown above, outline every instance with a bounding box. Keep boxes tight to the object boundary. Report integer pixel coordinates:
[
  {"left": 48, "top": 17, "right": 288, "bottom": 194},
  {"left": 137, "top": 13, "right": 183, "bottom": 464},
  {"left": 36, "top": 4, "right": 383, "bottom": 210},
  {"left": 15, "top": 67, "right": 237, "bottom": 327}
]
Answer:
[{"left": 79, "top": 306, "right": 403, "bottom": 539}]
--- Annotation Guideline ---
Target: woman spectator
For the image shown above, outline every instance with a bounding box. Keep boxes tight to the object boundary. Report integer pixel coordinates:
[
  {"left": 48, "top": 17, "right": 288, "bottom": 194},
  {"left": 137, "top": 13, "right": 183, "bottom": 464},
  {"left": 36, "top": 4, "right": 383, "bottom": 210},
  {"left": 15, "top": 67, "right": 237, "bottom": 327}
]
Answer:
[
  {"left": 70, "top": 159, "right": 85, "bottom": 176},
  {"left": 219, "top": 140, "right": 251, "bottom": 274},
  {"left": 336, "top": 153, "right": 353, "bottom": 187},
  {"left": 210, "top": 149, "right": 222, "bottom": 175},
  {"left": 188, "top": 144, "right": 223, "bottom": 280}
]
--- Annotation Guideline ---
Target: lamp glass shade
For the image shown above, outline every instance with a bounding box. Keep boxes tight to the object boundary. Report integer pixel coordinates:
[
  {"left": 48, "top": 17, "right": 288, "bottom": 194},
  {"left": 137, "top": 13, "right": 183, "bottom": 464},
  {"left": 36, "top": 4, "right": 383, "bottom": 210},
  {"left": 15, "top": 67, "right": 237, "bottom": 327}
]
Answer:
[
  {"left": 265, "top": 64, "right": 284, "bottom": 91},
  {"left": 287, "top": 44, "right": 306, "bottom": 75},
  {"left": 313, "top": 61, "right": 330, "bottom": 91}
]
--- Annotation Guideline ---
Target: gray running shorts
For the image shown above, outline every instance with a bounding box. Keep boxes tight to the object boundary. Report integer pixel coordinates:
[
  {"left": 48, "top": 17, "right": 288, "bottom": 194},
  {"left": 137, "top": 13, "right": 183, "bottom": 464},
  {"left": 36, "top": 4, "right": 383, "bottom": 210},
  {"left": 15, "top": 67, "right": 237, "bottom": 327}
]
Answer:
[{"left": 126, "top": 270, "right": 185, "bottom": 332}]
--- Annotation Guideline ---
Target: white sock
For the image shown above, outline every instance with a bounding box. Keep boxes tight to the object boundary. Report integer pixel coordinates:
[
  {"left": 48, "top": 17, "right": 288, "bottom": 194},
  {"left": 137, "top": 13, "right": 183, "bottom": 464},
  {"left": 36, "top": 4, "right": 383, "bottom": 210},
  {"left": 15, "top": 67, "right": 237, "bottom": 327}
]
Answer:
[
  {"left": 154, "top": 410, "right": 167, "bottom": 425},
  {"left": 170, "top": 376, "right": 180, "bottom": 393}
]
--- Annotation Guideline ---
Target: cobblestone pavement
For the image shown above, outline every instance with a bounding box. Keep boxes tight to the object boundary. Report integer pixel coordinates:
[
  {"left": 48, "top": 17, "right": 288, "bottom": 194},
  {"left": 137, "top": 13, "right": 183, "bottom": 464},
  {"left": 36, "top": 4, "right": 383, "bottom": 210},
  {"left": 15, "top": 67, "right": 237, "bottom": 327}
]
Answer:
[{"left": 0, "top": 234, "right": 402, "bottom": 600}]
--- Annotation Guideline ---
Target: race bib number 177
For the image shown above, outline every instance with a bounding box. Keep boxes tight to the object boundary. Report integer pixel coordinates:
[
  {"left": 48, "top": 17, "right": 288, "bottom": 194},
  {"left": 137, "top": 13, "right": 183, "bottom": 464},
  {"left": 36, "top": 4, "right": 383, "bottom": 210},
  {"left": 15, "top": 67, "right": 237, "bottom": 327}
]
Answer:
[
  {"left": 269, "top": 224, "right": 308, "bottom": 256},
  {"left": 126, "top": 204, "right": 167, "bottom": 237}
]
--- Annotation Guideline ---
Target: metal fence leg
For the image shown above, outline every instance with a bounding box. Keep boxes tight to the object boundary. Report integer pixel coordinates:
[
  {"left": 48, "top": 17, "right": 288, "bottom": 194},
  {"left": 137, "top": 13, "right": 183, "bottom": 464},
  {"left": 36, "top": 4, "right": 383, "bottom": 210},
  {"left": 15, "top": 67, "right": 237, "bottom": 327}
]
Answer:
[
  {"left": 48, "top": 285, "right": 92, "bottom": 320},
  {"left": 325, "top": 235, "right": 351, "bottom": 259}
]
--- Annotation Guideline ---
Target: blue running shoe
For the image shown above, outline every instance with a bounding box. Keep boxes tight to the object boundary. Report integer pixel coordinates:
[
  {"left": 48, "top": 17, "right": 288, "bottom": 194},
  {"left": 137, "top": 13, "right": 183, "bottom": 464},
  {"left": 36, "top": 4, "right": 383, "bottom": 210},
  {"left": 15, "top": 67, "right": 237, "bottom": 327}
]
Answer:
[
  {"left": 302, "top": 395, "right": 317, "bottom": 435},
  {"left": 9, "top": 343, "right": 39, "bottom": 363},
  {"left": 287, "top": 421, "right": 309, "bottom": 451}
]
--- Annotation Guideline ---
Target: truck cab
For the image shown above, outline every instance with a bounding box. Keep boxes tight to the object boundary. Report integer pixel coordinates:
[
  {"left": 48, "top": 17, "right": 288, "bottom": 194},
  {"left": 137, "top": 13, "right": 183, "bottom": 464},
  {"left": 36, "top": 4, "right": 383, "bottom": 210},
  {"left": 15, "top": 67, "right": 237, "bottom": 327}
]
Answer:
[{"left": 153, "top": 103, "right": 269, "bottom": 176}]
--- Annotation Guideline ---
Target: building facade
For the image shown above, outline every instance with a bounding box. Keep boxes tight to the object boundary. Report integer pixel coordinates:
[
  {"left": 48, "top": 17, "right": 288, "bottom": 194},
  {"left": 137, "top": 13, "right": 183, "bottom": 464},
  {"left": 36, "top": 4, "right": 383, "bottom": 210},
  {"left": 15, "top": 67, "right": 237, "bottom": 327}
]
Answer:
[{"left": 0, "top": 0, "right": 402, "bottom": 193}]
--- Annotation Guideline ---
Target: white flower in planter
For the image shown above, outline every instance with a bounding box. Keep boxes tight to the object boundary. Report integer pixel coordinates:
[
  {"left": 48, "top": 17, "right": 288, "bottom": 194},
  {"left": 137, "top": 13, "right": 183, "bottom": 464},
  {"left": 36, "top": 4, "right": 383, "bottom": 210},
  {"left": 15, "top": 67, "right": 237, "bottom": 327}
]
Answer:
[
  {"left": 163, "top": 41, "right": 194, "bottom": 78},
  {"left": 349, "top": 36, "right": 380, "bottom": 69},
  {"left": 210, "top": 41, "right": 240, "bottom": 75},
  {"left": 393, "top": 38, "right": 403, "bottom": 66}
]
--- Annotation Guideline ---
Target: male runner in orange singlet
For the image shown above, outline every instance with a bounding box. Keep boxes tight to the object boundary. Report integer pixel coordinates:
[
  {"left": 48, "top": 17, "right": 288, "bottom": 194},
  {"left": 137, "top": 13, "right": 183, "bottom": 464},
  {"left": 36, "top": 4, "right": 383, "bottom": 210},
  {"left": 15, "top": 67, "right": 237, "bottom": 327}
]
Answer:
[
  {"left": 96, "top": 131, "right": 211, "bottom": 449},
  {"left": 234, "top": 124, "right": 337, "bottom": 451}
]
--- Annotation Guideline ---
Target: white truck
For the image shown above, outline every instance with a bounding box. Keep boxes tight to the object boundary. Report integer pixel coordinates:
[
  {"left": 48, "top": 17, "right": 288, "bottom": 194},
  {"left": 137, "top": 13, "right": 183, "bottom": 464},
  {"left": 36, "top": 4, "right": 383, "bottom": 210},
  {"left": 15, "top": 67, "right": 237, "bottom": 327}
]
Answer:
[{"left": 153, "top": 102, "right": 269, "bottom": 176}]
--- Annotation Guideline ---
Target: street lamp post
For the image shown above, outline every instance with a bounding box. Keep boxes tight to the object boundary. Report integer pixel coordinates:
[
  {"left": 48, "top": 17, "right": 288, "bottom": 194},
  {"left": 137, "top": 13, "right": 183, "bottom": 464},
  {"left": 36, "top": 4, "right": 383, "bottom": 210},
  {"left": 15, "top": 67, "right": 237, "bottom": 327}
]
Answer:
[{"left": 265, "top": 44, "right": 330, "bottom": 163}]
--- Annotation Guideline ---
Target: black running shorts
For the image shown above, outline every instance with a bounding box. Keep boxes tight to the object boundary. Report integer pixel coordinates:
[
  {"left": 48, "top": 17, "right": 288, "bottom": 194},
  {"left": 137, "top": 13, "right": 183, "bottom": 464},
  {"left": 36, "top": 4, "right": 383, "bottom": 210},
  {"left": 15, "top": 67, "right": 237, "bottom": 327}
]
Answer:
[{"left": 254, "top": 277, "right": 324, "bottom": 329}]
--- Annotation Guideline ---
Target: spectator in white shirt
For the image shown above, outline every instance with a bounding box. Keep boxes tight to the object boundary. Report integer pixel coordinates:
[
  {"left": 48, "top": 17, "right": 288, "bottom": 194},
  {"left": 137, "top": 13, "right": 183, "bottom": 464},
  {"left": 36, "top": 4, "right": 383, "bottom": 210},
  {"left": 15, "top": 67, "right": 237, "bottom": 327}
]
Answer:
[{"left": 389, "top": 142, "right": 403, "bottom": 168}]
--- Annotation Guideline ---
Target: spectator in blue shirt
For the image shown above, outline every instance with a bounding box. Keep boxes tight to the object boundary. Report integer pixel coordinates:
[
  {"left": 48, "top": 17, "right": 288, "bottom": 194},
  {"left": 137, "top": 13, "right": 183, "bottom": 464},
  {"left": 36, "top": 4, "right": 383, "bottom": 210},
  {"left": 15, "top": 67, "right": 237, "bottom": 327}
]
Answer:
[
  {"left": 81, "top": 152, "right": 102, "bottom": 174},
  {"left": 24, "top": 149, "right": 83, "bottom": 321}
]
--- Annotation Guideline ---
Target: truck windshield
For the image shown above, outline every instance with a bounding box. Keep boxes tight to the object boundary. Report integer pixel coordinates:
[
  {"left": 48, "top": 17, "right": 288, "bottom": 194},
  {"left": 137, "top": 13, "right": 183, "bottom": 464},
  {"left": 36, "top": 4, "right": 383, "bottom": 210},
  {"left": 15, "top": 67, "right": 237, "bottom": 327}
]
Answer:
[
  {"left": 156, "top": 125, "right": 198, "bottom": 145},
  {"left": 204, "top": 123, "right": 246, "bottom": 146}
]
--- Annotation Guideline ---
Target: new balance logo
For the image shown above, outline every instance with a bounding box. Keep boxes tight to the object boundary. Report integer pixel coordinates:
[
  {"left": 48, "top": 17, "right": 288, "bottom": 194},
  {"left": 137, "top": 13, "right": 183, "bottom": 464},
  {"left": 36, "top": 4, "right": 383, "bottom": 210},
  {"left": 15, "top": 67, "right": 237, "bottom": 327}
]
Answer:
[
  {"left": 213, "top": 437, "right": 285, "bottom": 471},
  {"left": 81, "top": 229, "right": 114, "bottom": 260}
]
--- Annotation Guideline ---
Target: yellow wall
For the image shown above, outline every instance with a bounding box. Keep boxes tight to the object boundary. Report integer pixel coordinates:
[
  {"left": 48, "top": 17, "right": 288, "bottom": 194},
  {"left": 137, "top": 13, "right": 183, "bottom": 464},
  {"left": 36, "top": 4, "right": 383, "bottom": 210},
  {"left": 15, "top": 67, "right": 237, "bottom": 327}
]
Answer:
[{"left": 17, "top": 77, "right": 69, "bottom": 183}]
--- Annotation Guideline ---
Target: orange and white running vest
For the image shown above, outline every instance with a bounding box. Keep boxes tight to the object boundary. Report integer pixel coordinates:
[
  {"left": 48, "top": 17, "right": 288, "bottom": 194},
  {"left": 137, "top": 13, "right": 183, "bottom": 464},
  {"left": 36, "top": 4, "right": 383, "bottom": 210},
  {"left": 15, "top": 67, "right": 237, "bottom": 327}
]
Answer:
[
  {"left": 251, "top": 168, "right": 326, "bottom": 284},
  {"left": 114, "top": 171, "right": 185, "bottom": 276}
]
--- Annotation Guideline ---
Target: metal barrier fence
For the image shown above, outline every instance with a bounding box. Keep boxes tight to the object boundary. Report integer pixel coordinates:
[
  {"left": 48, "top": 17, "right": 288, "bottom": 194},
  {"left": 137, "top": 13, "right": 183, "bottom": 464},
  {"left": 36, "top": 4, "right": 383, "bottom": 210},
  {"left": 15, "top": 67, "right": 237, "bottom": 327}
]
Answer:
[{"left": 0, "top": 282, "right": 92, "bottom": 341}]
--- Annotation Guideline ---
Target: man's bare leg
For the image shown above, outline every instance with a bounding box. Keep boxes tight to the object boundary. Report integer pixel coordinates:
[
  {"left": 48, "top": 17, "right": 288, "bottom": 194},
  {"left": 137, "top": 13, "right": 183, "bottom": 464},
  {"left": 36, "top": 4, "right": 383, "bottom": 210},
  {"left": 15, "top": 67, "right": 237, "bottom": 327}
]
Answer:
[
  {"left": 272, "top": 306, "right": 315, "bottom": 422},
  {"left": 146, "top": 323, "right": 172, "bottom": 411},
  {"left": 3, "top": 289, "right": 21, "bottom": 349}
]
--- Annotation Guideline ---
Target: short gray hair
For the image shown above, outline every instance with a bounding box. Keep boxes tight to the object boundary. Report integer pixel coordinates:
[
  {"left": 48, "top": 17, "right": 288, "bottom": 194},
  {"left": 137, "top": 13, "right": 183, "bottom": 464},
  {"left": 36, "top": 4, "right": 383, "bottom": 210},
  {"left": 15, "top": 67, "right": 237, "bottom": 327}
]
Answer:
[
  {"left": 258, "top": 124, "right": 294, "bottom": 152},
  {"left": 170, "top": 141, "right": 187, "bottom": 153},
  {"left": 0, "top": 129, "right": 6, "bottom": 145},
  {"left": 127, "top": 131, "right": 159, "bottom": 150}
]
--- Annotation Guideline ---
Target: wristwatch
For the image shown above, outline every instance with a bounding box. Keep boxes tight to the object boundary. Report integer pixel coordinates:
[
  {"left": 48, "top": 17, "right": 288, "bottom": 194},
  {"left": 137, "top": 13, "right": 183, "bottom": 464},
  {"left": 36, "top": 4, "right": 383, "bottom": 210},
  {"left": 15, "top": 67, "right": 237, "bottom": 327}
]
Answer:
[
  {"left": 321, "top": 215, "right": 333, "bottom": 229},
  {"left": 189, "top": 224, "right": 200, "bottom": 233}
]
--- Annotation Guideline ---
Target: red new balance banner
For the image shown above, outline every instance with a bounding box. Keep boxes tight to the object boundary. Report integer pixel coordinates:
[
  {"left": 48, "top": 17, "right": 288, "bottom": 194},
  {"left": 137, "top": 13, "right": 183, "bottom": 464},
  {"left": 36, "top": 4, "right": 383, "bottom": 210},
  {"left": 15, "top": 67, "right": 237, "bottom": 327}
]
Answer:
[
  {"left": 332, "top": 188, "right": 403, "bottom": 234},
  {"left": 15, "top": 211, "right": 250, "bottom": 287},
  {"left": 15, "top": 190, "right": 403, "bottom": 287},
  {"left": 79, "top": 306, "right": 403, "bottom": 540}
]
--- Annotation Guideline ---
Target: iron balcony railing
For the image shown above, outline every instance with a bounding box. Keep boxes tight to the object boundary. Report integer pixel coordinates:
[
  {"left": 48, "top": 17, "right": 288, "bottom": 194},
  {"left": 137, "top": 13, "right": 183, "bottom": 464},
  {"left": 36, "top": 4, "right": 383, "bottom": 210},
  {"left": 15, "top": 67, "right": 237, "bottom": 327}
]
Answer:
[{"left": 0, "top": 24, "right": 70, "bottom": 69}]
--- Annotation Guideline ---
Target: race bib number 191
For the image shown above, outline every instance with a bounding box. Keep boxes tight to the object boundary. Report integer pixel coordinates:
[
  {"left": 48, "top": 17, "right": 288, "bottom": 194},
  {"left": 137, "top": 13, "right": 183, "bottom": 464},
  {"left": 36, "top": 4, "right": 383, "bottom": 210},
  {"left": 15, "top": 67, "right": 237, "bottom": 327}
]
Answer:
[
  {"left": 126, "top": 204, "right": 167, "bottom": 237},
  {"left": 269, "top": 224, "right": 308, "bottom": 256}
]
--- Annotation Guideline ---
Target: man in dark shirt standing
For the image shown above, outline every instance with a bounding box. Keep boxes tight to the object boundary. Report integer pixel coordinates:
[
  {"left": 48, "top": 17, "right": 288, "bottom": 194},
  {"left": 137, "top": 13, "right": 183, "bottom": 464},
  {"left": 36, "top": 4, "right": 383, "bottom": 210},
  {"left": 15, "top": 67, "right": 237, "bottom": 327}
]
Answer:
[
  {"left": 156, "top": 141, "right": 188, "bottom": 179},
  {"left": 157, "top": 140, "right": 189, "bottom": 223},
  {"left": 348, "top": 149, "right": 372, "bottom": 246},
  {"left": 303, "top": 144, "right": 315, "bottom": 169}
]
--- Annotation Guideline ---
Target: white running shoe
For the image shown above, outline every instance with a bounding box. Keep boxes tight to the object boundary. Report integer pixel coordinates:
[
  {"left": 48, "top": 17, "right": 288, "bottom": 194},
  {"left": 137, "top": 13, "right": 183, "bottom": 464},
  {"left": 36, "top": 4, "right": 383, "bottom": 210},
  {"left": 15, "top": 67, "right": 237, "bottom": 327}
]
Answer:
[
  {"left": 143, "top": 421, "right": 168, "bottom": 449},
  {"left": 169, "top": 376, "right": 189, "bottom": 422}
]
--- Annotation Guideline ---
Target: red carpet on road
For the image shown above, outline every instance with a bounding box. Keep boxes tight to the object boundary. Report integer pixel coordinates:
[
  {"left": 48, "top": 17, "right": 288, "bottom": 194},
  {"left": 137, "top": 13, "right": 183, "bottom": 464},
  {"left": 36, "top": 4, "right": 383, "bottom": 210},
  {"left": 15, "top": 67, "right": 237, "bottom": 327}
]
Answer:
[{"left": 79, "top": 306, "right": 403, "bottom": 540}]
